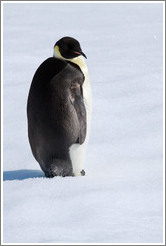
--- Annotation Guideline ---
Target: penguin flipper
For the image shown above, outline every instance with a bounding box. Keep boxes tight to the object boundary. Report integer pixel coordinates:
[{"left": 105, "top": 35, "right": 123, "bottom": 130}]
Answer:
[{"left": 70, "top": 82, "right": 87, "bottom": 145}]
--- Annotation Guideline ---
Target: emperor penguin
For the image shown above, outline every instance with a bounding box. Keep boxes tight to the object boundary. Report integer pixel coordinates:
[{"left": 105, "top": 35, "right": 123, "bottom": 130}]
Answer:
[{"left": 27, "top": 37, "right": 92, "bottom": 177}]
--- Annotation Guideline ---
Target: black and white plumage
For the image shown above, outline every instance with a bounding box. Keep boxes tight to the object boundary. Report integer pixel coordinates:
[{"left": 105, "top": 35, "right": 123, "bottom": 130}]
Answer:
[{"left": 27, "top": 37, "right": 92, "bottom": 177}]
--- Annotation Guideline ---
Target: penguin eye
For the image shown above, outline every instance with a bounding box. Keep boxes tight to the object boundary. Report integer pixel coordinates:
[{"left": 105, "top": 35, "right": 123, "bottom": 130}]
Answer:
[
  {"left": 68, "top": 44, "right": 75, "bottom": 50},
  {"left": 68, "top": 42, "right": 80, "bottom": 52},
  {"left": 66, "top": 44, "right": 76, "bottom": 53}
]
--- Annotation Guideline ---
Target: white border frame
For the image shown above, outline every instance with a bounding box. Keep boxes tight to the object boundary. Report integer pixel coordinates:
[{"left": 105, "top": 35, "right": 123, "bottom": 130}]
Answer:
[{"left": 1, "top": 1, "right": 165, "bottom": 245}]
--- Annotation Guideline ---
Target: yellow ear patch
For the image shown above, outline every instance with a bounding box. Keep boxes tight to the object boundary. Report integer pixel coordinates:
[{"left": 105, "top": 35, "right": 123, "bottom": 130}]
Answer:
[{"left": 54, "top": 45, "right": 63, "bottom": 59}]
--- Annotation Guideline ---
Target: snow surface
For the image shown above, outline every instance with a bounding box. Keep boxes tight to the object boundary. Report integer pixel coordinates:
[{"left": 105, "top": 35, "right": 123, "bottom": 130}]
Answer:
[{"left": 2, "top": 2, "right": 164, "bottom": 244}]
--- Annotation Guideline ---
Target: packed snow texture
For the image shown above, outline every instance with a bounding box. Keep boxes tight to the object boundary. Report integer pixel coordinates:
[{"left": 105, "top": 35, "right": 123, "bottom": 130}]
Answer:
[{"left": 3, "top": 2, "right": 164, "bottom": 244}]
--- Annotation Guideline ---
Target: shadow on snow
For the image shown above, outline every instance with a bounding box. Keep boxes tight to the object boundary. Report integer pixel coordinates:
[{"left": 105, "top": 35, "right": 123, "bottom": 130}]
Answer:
[{"left": 3, "top": 169, "right": 45, "bottom": 181}]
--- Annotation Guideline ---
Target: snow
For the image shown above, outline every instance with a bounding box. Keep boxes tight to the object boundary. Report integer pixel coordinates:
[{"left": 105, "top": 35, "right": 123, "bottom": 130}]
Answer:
[{"left": 2, "top": 2, "right": 164, "bottom": 244}]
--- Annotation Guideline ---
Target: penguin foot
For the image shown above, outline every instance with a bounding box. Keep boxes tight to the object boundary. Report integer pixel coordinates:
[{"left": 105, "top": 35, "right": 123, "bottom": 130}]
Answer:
[{"left": 80, "top": 170, "right": 86, "bottom": 176}]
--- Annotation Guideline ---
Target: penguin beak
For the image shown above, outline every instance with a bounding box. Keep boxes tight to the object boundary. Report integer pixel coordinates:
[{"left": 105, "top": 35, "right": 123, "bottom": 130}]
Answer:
[{"left": 72, "top": 51, "right": 87, "bottom": 59}]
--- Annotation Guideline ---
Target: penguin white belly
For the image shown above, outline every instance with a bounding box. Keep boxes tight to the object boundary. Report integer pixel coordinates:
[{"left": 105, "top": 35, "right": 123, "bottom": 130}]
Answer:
[{"left": 69, "top": 57, "right": 92, "bottom": 176}]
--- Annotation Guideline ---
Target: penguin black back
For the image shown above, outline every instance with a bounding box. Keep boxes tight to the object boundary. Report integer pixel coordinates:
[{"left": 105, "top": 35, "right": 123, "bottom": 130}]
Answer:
[{"left": 27, "top": 54, "right": 87, "bottom": 177}]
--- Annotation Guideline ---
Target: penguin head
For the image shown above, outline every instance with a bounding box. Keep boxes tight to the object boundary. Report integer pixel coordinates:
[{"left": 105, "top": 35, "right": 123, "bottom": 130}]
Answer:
[{"left": 53, "top": 37, "right": 87, "bottom": 60}]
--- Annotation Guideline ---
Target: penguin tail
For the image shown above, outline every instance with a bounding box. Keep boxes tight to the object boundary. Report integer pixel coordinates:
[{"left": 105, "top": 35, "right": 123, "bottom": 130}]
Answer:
[{"left": 48, "top": 159, "right": 74, "bottom": 177}]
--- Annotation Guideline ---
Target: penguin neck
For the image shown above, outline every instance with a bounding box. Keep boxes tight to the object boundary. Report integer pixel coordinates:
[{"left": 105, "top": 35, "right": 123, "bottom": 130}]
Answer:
[
  {"left": 68, "top": 56, "right": 88, "bottom": 76},
  {"left": 53, "top": 49, "right": 88, "bottom": 76}
]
